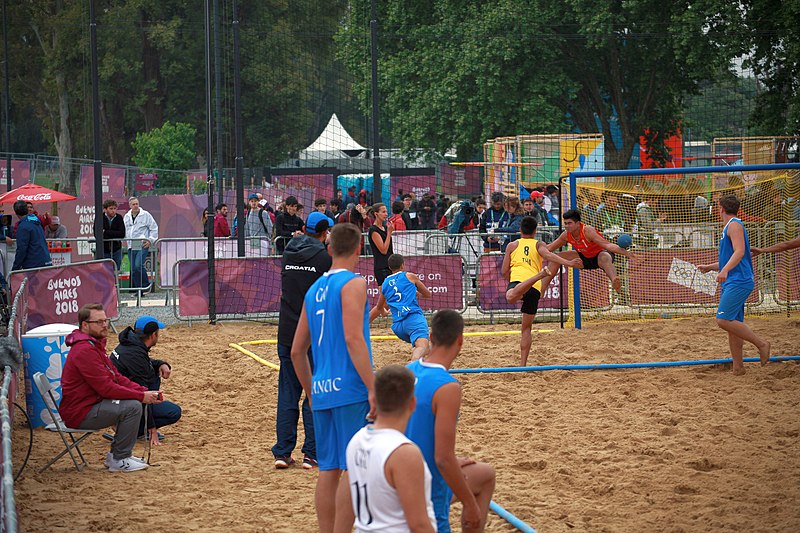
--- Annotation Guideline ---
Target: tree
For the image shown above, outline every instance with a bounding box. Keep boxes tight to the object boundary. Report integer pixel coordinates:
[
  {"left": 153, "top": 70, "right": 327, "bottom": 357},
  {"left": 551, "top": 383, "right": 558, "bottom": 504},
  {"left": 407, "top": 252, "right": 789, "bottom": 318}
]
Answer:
[{"left": 131, "top": 121, "right": 196, "bottom": 187}]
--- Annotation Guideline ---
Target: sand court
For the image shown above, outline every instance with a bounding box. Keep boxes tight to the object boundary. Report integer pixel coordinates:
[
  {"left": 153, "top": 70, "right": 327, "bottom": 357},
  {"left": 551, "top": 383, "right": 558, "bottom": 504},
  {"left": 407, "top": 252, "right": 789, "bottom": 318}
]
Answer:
[{"left": 13, "top": 317, "right": 800, "bottom": 532}]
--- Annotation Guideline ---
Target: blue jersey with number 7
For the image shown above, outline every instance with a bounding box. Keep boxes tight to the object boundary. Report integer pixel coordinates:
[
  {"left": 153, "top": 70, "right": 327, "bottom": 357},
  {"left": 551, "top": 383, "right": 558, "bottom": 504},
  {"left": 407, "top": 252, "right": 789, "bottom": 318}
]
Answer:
[
  {"left": 304, "top": 269, "right": 373, "bottom": 410},
  {"left": 381, "top": 271, "right": 423, "bottom": 322}
]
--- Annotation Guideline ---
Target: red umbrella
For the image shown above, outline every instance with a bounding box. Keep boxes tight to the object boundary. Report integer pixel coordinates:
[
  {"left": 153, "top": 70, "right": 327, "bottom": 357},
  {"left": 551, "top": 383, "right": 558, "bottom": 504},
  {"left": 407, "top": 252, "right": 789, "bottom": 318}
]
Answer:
[{"left": 0, "top": 183, "right": 77, "bottom": 204}]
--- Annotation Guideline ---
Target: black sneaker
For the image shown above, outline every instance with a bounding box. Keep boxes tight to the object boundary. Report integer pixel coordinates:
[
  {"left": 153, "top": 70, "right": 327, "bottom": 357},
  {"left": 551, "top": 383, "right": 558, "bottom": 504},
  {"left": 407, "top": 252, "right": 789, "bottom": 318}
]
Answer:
[
  {"left": 274, "top": 456, "right": 295, "bottom": 469},
  {"left": 302, "top": 456, "right": 318, "bottom": 469}
]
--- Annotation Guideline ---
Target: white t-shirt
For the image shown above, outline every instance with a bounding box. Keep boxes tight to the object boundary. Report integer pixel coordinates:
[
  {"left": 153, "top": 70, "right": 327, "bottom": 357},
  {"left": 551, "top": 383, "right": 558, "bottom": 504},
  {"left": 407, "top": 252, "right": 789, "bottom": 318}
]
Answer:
[{"left": 346, "top": 426, "right": 436, "bottom": 532}]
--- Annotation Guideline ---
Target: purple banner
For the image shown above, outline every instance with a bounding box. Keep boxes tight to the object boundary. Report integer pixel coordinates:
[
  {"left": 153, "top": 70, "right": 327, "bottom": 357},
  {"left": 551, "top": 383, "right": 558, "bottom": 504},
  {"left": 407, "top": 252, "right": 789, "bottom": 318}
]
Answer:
[
  {"left": 79, "top": 165, "right": 126, "bottom": 200},
  {"left": 0, "top": 160, "right": 31, "bottom": 192},
  {"left": 9, "top": 260, "right": 118, "bottom": 330},
  {"left": 390, "top": 174, "right": 437, "bottom": 201},
  {"left": 275, "top": 174, "right": 334, "bottom": 205},
  {"left": 440, "top": 163, "right": 482, "bottom": 198},
  {"left": 477, "top": 254, "right": 568, "bottom": 312}
]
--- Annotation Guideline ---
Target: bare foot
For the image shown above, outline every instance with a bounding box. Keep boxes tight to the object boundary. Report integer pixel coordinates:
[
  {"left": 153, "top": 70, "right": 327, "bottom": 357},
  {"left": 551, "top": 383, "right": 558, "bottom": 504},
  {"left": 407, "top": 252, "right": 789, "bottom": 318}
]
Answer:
[
  {"left": 759, "top": 341, "right": 771, "bottom": 366},
  {"left": 611, "top": 277, "right": 622, "bottom": 292},
  {"left": 732, "top": 366, "right": 746, "bottom": 376}
]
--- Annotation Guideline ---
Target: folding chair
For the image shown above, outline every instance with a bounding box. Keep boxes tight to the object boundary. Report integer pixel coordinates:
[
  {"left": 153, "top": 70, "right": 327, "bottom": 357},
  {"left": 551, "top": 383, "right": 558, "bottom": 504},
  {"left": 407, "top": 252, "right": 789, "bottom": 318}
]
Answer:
[{"left": 32, "top": 372, "right": 97, "bottom": 473}]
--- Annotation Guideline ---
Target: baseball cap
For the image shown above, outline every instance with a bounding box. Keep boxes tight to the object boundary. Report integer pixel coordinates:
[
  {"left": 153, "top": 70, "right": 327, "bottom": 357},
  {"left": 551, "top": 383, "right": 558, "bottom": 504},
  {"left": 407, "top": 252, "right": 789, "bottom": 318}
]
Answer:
[
  {"left": 50, "top": 216, "right": 61, "bottom": 225},
  {"left": 530, "top": 191, "right": 545, "bottom": 198},
  {"left": 248, "top": 193, "right": 259, "bottom": 200},
  {"left": 306, "top": 211, "right": 334, "bottom": 233},
  {"left": 134, "top": 315, "right": 166, "bottom": 335},
  {"left": 258, "top": 199, "right": 268, "bottom": 208}
]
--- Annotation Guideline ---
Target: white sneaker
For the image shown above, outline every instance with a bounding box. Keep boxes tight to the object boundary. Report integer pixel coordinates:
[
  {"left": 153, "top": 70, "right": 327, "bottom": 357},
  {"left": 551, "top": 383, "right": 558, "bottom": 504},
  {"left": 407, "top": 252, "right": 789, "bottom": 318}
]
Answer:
[
  {"left": 105, "top": 452, "right": 146, "bottom": 468},
  {"left": 107, "top": 456, "right": 149, "bottom": 472}
]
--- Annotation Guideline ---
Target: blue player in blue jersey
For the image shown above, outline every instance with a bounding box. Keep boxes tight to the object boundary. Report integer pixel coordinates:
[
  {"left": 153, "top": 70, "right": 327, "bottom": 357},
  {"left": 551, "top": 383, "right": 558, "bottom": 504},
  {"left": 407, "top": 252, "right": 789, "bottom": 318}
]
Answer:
[
  {"left": 291, "top": 223, "right": 376, "bottom": 533},
  {"left": 406, "top": 310, "right": 496, "bottom": 533},
  {"left": 369, "top": 254, "right": 432, "bottom": 361},
  {"left": 698, "top": 195, "right": 770, "bottom": 375}
]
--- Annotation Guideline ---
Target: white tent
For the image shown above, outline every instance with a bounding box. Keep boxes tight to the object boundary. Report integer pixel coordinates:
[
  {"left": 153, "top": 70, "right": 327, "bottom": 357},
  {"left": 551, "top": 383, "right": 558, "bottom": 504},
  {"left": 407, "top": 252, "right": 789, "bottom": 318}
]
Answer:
[{"left": 299, "top": 113, "right": 367, "bottom": 160}]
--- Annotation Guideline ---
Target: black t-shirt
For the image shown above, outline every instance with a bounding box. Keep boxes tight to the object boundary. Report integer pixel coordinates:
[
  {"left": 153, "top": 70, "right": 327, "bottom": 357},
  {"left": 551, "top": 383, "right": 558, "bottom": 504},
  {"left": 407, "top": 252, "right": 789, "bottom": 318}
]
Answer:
[{"left": 368, "top": 225, "right": 393, "bottom": 272}]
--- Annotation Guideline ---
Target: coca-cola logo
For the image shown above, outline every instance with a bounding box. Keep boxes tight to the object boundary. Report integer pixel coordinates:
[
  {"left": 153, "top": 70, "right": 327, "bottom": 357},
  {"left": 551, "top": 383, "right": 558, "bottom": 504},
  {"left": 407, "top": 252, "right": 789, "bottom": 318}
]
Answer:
[{"left": 16, "top": 193, "right": 52, "bottom": 201}]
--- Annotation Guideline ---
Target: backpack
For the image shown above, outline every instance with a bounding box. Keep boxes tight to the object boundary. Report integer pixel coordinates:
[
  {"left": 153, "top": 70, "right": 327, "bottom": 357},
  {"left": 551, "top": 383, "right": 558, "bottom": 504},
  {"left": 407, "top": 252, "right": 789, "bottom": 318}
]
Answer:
[{"left": 447, "top": 200, "right": 476, "bottom": 235}]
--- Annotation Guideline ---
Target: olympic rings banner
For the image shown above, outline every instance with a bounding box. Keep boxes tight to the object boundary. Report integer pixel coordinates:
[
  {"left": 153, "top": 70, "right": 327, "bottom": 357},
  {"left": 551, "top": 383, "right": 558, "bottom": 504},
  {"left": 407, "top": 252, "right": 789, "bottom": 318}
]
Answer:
[
  {"left": 176, "top": 254, "right": 465, "bottom": 317},
  {"left": 9, "top": 260, "right": 119, "bottom": 330}
]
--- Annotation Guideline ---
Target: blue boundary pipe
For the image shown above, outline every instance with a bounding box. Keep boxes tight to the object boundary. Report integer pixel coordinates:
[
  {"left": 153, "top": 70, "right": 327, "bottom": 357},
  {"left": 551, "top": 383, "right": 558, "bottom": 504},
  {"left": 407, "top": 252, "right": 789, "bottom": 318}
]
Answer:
[
  {"left": 450, "top": 356, "right": 800, "bottom": 374},
  {"left": 567, "top": 172, "right": 581, "bottom": 329},
  {"left": 490, "top": 500, "right": 536, "bottom": 533},
  {"left": 570, "top": 162, "right": 800, "bottom": 178}
]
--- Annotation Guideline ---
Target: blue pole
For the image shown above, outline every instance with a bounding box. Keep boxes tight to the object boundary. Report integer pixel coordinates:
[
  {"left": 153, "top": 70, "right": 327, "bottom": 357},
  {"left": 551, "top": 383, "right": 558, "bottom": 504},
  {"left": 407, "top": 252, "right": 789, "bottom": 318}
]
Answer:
[
  {"left": 568, "top": 171, "right": 581, "bottom": 329},
  {"left": 490, "top": 500, "right": 536, "bottom": 533},
  {"left": 570, "top": 162, "right": 800, "bottom": 178},
  {"left": 449, "top": 356, "right": 800, "bottom": 374}
]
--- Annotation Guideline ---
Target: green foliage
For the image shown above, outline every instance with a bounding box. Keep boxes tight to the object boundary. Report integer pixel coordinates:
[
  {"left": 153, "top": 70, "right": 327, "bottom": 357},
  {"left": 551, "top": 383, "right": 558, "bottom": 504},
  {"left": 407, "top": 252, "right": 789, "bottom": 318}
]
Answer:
[{"left": 131, "top": 121, "right": 196, "bottom": 187}]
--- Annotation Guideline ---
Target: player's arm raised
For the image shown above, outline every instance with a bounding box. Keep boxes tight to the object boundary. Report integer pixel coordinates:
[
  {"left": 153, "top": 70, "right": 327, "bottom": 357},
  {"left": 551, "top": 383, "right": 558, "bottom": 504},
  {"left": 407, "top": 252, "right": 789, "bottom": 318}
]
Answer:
[
  {"left": 409, "top": 272, "right": 432, "bottom": 299},
  {"left": 387, "top": 444, "right": 436, "bottom": 533},
  {"left": 432, "top": 382, "right": 482, "bottom": 531},
  {"left": 290, "top": 304, "right": 314, "bottom": 407},
  {"left": 501, "top": 240, "right": 518, "bottom": 281},
  {"left": 546, "top": 231, "right": 568, "bottom": 253},
  {"left": 585, "top": 225, "right": 638, "bottom": 260},
  {"left": 341, "top": 277, "right": 376, "bottom": 418}
]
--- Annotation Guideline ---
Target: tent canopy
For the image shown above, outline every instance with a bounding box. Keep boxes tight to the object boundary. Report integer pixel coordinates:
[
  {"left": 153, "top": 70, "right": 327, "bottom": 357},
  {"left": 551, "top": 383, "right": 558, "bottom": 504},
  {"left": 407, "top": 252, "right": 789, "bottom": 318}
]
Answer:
[{"left": 300, "top": 114, "right": 366, "bottom": 159}]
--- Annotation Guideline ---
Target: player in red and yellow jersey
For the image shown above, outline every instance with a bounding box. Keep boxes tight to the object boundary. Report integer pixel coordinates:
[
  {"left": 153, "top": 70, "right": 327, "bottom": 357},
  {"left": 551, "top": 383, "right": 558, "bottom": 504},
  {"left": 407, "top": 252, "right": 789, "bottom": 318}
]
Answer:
[
  {"left": 540, "top": 209, "right": 638, "bottom": 294},
  {"left": 502, "top": 216, "right": 582, "bottom": 365}
]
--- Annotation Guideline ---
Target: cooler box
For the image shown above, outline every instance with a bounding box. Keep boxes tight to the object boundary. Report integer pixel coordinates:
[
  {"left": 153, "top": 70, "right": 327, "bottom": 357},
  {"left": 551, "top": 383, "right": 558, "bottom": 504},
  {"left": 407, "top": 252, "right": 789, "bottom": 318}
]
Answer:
[{"left": 22, "top": 323, "right": 76, "bottom": 428}]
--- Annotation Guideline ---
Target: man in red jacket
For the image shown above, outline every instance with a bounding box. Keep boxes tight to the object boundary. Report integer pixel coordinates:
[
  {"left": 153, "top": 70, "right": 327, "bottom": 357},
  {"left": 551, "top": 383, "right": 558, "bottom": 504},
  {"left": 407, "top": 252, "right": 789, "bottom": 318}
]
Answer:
[{"left": 60, "top": 303, "right": 163, "bottom": 472}]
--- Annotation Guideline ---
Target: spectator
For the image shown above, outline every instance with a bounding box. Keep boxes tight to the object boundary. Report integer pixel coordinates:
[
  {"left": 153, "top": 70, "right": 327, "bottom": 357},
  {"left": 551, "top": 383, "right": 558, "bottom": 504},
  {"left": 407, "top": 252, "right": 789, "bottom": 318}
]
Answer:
[
  {"left": 546, "top": 184, "right": 560, "bottom": 219},
  {"left": 13, "top": 201, "right": 50, "bottom": 238},
  {"left": 358, "top": 189, "right": 370, "bottom": 207},
  {"left": 395, "top": 188, "right": 405, "bottom": 203},
  {"left": 245, "top": 193, "right": 273, "bottom": 248},
  {"left": 596, "top": 191, "right": 626, "bottom": 237},
  {"left": 337, "top": 203, "right": 368, "bottom": 233},
  {"left": 314, "top": 198, "right": 336, "bottom": 220},
  {"left": 102, "top": 199, "right": 125, "bottom": 270},
  {"left": 401, "top": 193, "right": 421, "bottom": 230},
  {"left": 274, "top": 196, "right": 304, "bottom": 255},
  {"left": 636, "top": 196, "right": 667, "bottom": 248},
  {"left": 213, "top": 203, "right": 231, "bottom": 237},
  {"left": 389, "top": 201, "right": 407, "bottom": 231},
  {"left": 479, "top": 192, "right": 509, "bottom": 253},
  {"left": 45, "top": 216, "right": 67, "bottom": 239},
  {"left": 344, "top": 186, "right": 358, "bottom": 209},
  {"left": 475, "top": 198, "right": 487, "bottom": 218},
  {"left": 329, "top": 199, "right": 342, "bottom": 218},
  {"left": 296, "top": 203, "right": 305, "bottom": 220},
  {"left": 368, "top": 203, "right": 394, "bottom": 285},
  {"left": 272, "top": 211, "right": 333, "bottom": 469},
  {"left": 435, "top": 196, "right": 451, "bottom": 225},
  {"left": 60, "top": 303, "right": 162, "bottom": 472},
  {"left": 11, "top": 199, "right": 51, "bottom": 271},
  {"left": 527, "top": 192, "right": 549, "bottom": 230},
  {"left": 111, "top": 316, "right": 182, "bottom": 446},
  {"left": 201, "top": 208, "right": 209, "bottom": 237},
  {"left": 494, "top": 195, "right": 525, "bottom": 252},
  {"left": 123, "top": 197, "right": 159, "bottom": 290},
  {"left": 418, "top": 193, "right": 437, "bottom": 229},
  {"left": 331, "top": 189, "right": 343, "bottom": 205}
]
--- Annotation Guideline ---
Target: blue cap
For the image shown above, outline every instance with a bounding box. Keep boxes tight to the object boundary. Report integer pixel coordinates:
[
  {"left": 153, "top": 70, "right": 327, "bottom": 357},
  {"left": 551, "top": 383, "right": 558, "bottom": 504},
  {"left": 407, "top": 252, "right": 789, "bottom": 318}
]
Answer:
[
  {"left": 134, "top": 315, "right": 166, "bottom": 334},
  {"left": 306, "top": 211, "right": 334, "bottom": 233},
  {"left": 248, "top": 193, "right": 259, "bottom": 200}
]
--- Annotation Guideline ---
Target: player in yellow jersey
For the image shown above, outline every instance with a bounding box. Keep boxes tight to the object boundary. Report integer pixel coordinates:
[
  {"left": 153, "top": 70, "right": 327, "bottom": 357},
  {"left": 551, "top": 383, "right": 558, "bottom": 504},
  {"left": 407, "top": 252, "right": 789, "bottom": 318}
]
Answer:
[{"left": 502, "top": 216, "right": 582, "bottom": 365}]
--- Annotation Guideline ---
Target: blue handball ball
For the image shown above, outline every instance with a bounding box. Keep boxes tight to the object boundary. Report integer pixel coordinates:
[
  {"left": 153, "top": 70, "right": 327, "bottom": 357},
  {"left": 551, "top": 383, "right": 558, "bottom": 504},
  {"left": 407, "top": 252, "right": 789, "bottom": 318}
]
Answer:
[{"left": 616, "top": 233, "right": 633, "bottom": 249}]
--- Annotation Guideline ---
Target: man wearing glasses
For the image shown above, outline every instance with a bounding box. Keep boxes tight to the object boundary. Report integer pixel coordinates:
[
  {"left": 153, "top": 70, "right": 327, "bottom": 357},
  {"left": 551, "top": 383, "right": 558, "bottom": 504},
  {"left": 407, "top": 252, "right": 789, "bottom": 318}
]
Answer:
[{"left": 60, "top": 304, "right": 163, "bottom": 472}]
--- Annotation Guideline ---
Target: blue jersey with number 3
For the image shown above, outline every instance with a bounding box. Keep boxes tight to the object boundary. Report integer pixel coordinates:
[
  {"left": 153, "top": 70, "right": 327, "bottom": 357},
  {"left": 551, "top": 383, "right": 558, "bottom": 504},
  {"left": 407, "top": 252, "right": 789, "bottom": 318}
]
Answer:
[
  {"left": 304, "top": 269, "right": 373, "bottom": 410},
  {"left": 381, "top": 271, "right": 423, "bottom": 322}
]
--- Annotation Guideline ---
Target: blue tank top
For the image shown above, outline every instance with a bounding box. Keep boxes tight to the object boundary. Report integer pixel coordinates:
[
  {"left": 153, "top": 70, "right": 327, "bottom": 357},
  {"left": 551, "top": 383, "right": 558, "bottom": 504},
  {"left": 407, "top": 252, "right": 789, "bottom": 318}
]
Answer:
[
  {"left": 381, "top": 271, "right": 423, "bottom": 322},
  {"left": 719, "top": 217, "right": 753, "bottom": 288},
  {"left": 304, "top": 269, "right": 373, "bottom": 410},
  {"left": 406, "top": 360, "right": 459, "bottom": 515}
]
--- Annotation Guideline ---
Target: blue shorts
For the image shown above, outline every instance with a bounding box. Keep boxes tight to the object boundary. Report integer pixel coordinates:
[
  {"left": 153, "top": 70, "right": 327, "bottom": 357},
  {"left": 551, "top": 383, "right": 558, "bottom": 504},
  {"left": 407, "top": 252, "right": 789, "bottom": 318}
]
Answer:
[
  {"left": 391, "top": 312, "right": 429, "bottom": 346},
  {"left": 312, "top": 401, "right": 370, "bottom": 471},
  {"left": 432, "top": 484, "right": 454, "bottom": 533},
  {"left": 717, "top": 283, "right": 753, "bottom": 322}
]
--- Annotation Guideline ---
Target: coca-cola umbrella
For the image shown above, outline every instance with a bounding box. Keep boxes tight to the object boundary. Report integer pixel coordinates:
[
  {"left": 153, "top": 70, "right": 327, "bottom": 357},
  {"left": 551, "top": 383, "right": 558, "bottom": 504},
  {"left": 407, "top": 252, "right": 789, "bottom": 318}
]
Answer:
[{"left": 0, "top": 183, "right": 77, "bottom": 204}]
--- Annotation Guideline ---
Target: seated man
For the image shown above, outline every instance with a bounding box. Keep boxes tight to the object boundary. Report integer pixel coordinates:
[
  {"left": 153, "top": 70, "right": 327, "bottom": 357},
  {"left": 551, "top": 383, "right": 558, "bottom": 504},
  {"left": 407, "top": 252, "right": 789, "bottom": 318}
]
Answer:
[
  {"left": 369, "top": 253, "right": 432, "bottom": 361},
  {"left": 406, "top": 310, "right": 496, "bottom": 532},
  {"left": 111, "top": 315, "right": 182, "bottom": 446},
  {"left": 60, "top": 304, "right": 163, "bottom": 472}
]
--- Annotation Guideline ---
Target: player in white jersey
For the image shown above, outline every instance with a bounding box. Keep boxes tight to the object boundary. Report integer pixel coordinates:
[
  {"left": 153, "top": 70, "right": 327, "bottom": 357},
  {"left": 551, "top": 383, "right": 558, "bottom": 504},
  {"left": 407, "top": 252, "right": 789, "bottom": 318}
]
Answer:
[{"left": 338, "top": 365, "right": 436, "bottom": 533}]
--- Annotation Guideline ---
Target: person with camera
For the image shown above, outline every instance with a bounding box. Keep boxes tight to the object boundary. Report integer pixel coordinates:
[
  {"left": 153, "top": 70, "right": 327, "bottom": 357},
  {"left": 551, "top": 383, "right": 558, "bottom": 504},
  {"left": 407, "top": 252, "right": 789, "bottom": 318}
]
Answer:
[
  {"left": 60, "top": 304, "right": 163, "bottom": 472},
  {"left": 11, "top": 199, "right": 52, "bottom": 271},
  {"left": 111, "top": 315, "right": 182, "bottom": 447}
]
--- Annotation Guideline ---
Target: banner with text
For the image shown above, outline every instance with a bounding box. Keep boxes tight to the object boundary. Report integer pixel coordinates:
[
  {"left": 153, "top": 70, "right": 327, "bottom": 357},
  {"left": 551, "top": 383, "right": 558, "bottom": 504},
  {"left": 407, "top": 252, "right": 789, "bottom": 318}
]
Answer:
[
  {"left": 160, "top": 238, "right": 272, "bottom": 288},
  {"left": 79, "top": 165, "right": 126, "bottom": 200},
  {"left": 477, "top": 254, "right": 571, "bottom": 312},
  {"left": 390, "top": 174, "right": 437, "bottom": 201},
  {"left": 0, "top": 160, "right": 31, "bottom": 192},
  {"left": 9, "top": 260, "right": 118, "bottom": 330}
]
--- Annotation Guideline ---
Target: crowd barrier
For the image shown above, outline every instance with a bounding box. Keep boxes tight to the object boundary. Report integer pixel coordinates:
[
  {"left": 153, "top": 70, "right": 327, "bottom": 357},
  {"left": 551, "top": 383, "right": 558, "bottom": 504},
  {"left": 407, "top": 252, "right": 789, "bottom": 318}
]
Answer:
[{"left": 9, "top": 260, "right": 118, "bottom": 330}]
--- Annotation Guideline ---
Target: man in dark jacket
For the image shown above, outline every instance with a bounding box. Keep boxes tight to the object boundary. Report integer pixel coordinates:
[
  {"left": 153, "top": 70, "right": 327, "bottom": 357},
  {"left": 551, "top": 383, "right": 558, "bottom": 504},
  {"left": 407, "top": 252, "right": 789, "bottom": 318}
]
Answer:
[
  {"left": 11, "top": 200, "right": 52, "bottom": 271},
  {"left": 272, "top": 211, "right": 333, "bottom": 469},
  {"left": 111, "top": 315, "right": 182, "bottom": 446},
  {"left": 274, "top": 195, "right": 304, "bottom": 255},
  {"left": 102, "top": 199, "right": 126, "bottom": 271},
  {"left": 60, "top": 304, "right": 162, "bottom": 472}
]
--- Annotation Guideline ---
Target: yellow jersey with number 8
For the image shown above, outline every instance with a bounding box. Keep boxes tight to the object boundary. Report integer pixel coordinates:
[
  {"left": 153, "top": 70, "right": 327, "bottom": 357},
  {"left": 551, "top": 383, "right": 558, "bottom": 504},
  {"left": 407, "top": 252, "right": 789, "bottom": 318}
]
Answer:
[{"left": 510, "top": 237, "right": 543, "bottom": 290}]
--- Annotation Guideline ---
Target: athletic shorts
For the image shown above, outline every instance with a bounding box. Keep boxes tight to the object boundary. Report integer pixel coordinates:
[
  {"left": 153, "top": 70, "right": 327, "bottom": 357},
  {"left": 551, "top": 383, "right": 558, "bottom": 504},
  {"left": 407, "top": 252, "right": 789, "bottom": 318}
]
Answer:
[
  {"left": 313, "top": 401, "right": 370, "bottom": 471},
  {"left": 507, "top": 282, "right": 541, "bottom": 315},
  {"left": 391, "top": 312, "right": 429, "bottom": 346},
  {"left": 432, "top": 484, "right": 455, "bottom": 533},
  {"left": 716, "top": 283, "right": 753, "bottom": 322},
  {"left": 578, "top": 250, "right": 614, "bottom": 270}
]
